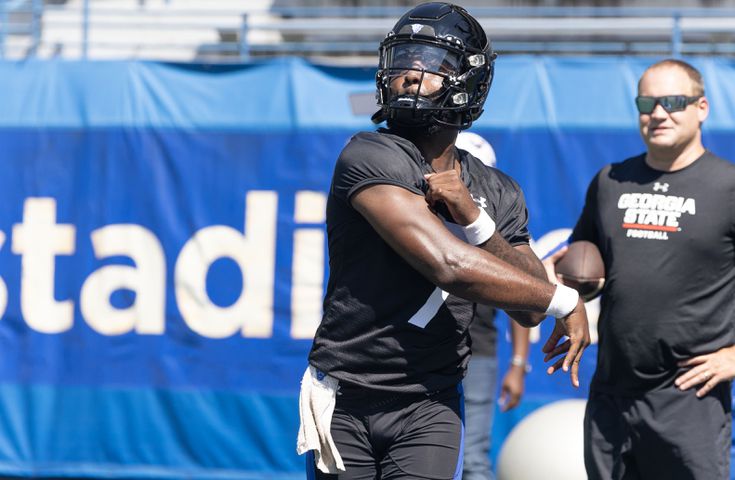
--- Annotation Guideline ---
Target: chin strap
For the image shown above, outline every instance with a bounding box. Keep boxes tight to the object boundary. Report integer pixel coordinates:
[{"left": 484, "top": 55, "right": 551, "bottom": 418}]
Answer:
[{"left": 371, "top": 109, "right": 387, "bottom": 125}]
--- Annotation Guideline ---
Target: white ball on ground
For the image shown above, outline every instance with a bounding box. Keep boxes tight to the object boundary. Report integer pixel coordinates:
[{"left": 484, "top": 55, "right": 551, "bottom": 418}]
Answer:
[{"left": 497, "top": 399, "right": 587, "bottom": 480}]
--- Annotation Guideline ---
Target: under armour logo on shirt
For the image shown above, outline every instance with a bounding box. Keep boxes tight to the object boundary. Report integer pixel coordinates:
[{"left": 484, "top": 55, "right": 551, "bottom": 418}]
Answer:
[
  {"left": 653, "top": 182, "right": 669, "bottom": 192},
  {"left": 471, "top": 194, "right": 488, "bottom": 208}
]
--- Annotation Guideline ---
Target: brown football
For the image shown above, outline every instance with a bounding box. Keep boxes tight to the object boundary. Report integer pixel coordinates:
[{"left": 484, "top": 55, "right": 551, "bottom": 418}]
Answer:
[{"left": 554, "top": 241, "right": 605, "bottom": 301}]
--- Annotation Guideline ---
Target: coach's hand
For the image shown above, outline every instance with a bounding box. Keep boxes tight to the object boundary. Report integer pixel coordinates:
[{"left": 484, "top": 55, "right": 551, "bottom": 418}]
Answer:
[
  {"left": 675, "top": 345, "right": 735, "bottom": 397},
  {"left": 541, "top": 299, "right": 590, "bottom": 388},
  {"left": 541, "top": 246, "right": 567, "bottom": 283},
  {"left": 424, "top": 171, "right": 478, "bottom": 225}
]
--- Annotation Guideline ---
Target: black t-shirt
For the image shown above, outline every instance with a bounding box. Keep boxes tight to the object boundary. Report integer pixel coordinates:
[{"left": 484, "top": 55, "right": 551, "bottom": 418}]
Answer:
[
  {"left": 308, "top": 130, "right": 530, "bottom": 393},
  {"left": 572, "top": 152, "right": 735, "bottom": 396}
]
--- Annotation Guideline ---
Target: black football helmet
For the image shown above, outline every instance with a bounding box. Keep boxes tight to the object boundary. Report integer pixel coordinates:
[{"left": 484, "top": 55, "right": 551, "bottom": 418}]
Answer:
[{"left": 371, "top": 2, "right": 496, "bottom": 130}]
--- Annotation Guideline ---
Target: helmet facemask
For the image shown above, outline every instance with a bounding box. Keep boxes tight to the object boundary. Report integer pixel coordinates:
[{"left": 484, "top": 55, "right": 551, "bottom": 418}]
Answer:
[{"left": 372, "top": 6, "right": 495, "bottom": 131}]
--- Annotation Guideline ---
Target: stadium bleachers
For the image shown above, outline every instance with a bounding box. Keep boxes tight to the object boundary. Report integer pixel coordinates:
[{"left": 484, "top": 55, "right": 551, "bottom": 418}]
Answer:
[
  {"left": 3, "top": 0, "right": 735, "bottom": 62},
  {"left": 0, "top": 0, "right": 277, "bottom": 61}
]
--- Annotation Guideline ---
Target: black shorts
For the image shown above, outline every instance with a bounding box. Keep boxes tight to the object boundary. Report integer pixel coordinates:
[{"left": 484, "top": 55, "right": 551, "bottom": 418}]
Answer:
[
  {"left": 584, "top": 383, "right": 731, "bottom": 480},
  {"left": 306, "top": 383, "right": 465, "bottom": 480}
]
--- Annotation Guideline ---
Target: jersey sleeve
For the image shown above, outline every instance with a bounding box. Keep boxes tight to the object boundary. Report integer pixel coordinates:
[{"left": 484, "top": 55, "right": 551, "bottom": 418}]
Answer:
[
  {"left": 570, "top": 169, "right": 602, "bottom": 245},
  {"left": 331, "top": 132, "right": 424, "bottom": 203},
  {"left": 493, "top": 175, "right": 531, "bottom": 247}
]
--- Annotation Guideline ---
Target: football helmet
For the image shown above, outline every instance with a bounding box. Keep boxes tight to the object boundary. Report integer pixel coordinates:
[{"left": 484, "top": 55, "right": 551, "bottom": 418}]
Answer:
[{"left": 372, "top": 2, "right": 496, "bottom": 130}]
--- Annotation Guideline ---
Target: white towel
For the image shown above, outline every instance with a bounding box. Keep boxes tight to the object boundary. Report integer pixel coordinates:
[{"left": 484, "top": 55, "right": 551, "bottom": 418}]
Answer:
[{"left": 296, "top": 365, "right": 345, "bottom": 474}]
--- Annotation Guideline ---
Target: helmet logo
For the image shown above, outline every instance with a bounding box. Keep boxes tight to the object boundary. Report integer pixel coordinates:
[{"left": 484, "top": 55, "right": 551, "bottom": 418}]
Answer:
[{"left": 411, "top": 24, "right": 424, "bottom": 34}]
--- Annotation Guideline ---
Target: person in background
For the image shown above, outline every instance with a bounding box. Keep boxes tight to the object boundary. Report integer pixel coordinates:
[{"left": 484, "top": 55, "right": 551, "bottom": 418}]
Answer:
[
  {"left": 545, "top": 59, "right": 735, "bottom": 480},
  {"left": 456, "top": 131, "right": 531, "bottom": 480}
]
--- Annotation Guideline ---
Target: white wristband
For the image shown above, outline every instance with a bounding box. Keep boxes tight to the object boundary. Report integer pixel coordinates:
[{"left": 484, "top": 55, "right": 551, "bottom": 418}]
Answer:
[
  {"left": 544, "top": 284, "right": 579, "bottom": 319},
  {"left": 462, "top": 208, "right": 496, "bottom": 246}
]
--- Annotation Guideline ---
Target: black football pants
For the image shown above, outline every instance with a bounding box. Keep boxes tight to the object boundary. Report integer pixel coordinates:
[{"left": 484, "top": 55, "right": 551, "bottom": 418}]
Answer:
[
  {"left": 584, "top": 383, "right": 731, "bottom": 480},
  {"left": 306, "top": 384, "right": 464, "bottom": 480}
]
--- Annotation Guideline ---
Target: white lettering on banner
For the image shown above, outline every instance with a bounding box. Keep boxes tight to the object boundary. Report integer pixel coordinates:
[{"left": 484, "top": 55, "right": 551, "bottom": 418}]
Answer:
[
  {"left": 12, "top": 198, "right": 76, "bottom": 333},
  {"left": 3, "top": 193, "right": 317, "bottom": 339},
  {"left": 175, "top": 191, "right": 277, "bottom": 339},
  {"left": 0, "top": 231, "right": 7, "bottom": 320},
  {"left": 290, "top": 191, "right": 327, "bottom": 339},
  {"left": 81, "top": 225, "right": 166, "bottom": 335}
]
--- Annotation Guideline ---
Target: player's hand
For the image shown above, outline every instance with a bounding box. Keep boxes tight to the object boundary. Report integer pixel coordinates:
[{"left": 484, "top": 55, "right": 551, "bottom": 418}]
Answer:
[
  {"left": 541, "top": 299, "right": 590, "bottom": 388},
  {"left": 424, "top": 171, "right": 479, "bottom": 225},
  {"left": 542, "top": 246, "right": 568, "bottom": 284},
  {"left": 675, "top": 345, "right": 735, "bottom": 397},
  {"left": 498, "top": 366, "right": 526, "bottom": 412}
]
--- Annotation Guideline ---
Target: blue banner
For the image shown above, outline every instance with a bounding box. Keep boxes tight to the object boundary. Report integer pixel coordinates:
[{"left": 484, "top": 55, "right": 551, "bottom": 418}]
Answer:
[{"left": 0, "top": 57, "right": 733, "bottom": 478}]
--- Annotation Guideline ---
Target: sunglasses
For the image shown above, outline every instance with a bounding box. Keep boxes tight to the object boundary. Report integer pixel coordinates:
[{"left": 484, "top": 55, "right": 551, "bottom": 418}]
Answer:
[{"left": 635, "top": 95, "right": 701, "bottom": 114}]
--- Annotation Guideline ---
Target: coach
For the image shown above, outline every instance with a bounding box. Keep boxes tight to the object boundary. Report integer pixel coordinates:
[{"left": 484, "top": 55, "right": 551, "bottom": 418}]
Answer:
[{"left": 548, "top": 59, "right": 735, "bottom": 479}]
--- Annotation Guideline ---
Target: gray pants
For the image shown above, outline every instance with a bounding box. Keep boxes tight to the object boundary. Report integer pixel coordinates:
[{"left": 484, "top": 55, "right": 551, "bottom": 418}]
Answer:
[
  {"left": 584, "top": 383, "right": 731, "bottom": 480},
  {"left": 462, "top": 355, "right": 498, "bottom": 480}
]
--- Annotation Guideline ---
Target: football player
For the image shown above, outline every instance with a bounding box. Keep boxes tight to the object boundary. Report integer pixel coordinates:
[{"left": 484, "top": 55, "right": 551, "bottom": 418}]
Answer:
[{"left": 299, "top": 4, "right": 590, "bottom": 478}]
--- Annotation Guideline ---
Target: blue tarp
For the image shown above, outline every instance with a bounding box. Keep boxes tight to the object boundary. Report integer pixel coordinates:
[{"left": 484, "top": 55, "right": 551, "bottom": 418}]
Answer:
[{"left": 0, "top": 57, "right": 733, "bottom": 478}]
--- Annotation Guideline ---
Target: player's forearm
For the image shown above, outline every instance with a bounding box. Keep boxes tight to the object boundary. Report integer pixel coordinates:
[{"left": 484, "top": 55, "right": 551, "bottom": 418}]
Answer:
[
  {"left": 431, "top": 245, "right": 556, "bottom": 314},
  {"left": 482, "top": 234, "right": 546, "bottom": 280},
  {"left": 506, "top": 311, "right": 543, "bottom": 328},
  {"left": 481, "top": 237, "right": 547, "bottom": 324}
]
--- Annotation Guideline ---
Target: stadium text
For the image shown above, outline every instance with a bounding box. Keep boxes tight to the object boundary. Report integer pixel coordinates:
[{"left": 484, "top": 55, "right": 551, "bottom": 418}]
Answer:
[{"left": 2, "top": 193, "right": 326, "bottom": 340}]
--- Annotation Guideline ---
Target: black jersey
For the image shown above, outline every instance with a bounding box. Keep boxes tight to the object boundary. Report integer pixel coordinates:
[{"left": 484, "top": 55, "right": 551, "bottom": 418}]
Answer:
[
  {"left": 308, "top": 130, "right": 530, "bottom": 393},
  {"left": 572, "top": 152, "right": 735, "bottom": 396}
]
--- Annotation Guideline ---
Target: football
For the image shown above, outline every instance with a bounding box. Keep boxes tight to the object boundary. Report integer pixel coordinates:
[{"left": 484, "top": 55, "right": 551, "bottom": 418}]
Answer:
[{"left": 554, "top": 241, "right": 605, "bottom": 301}]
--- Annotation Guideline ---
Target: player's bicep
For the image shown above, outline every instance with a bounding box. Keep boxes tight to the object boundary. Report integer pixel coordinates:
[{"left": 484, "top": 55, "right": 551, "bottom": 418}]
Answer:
[{"left": 351, "top": 183, "right": 464, "bottom": 283}]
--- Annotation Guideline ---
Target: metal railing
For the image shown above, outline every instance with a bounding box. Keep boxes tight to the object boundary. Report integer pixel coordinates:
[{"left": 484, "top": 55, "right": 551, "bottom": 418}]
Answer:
[
  {"left": 2, "top": 2, "right": 735, "bottom": 62},
  {"left": 0, "top": 1, "right": 259, "bottom": 61},
  {"left": 256, "top": 6, "right": 735, "bottom": 59}
]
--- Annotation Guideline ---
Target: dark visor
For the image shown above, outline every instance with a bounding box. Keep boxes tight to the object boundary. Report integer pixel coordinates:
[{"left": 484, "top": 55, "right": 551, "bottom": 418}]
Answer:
[{"left": 385, "top": 43, "right": 460, "bottom": 75}]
